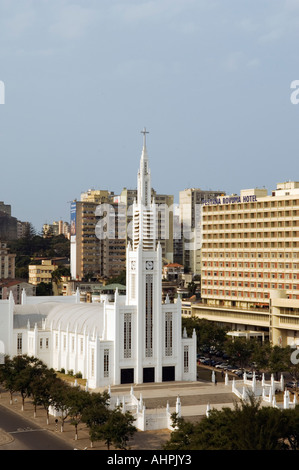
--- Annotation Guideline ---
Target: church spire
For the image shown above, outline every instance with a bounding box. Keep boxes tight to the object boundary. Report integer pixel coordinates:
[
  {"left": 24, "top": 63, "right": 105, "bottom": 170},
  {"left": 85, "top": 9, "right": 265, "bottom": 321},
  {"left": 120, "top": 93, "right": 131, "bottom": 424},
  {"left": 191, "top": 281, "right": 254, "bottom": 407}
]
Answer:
[
  {"left": 141, "top": 127, "right": 149, "bottom": 149},
  {"left": 137, "top": 127, "right": 151, "bottom": 207}
]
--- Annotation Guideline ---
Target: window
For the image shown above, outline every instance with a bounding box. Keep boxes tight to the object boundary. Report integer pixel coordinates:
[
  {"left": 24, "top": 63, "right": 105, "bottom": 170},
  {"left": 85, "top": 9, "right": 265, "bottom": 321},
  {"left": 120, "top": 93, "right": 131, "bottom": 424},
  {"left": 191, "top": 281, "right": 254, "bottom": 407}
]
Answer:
[
  {"left": 165, "top": 312, "right": 173, "bottom": 356},
  {"left": 17, "top": 333, "right": 22, "bottom": 355},
  {"left": 91, "top": 348, "right": 95, "bottom": 377},
  {"left": 184, "top": 346, "right": 189, "bottom": 373},
  {"left": 124, "top": 313, "right": 132, "bottom": 358},
  {"left": 145, "top": 274, "right": 153, "bottom": 357},
  {"left": 104, "top": 349, "right": 109, "bottom": 377}
]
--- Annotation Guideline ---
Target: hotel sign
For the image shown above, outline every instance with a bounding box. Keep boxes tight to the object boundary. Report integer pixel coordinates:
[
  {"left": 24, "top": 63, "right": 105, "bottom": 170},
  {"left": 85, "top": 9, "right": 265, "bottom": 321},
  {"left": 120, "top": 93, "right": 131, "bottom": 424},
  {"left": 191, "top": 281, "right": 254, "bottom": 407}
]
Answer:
[{"left": 203, "top": 194, "right": 258, "bottom": 206}]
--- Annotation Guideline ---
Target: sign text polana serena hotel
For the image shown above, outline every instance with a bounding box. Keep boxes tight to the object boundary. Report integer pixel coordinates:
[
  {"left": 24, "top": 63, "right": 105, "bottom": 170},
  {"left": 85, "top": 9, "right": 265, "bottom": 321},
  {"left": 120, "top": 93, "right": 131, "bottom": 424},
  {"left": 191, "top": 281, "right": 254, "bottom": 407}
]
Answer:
[{"left": 203, "top": 194, "right": 258, "bottom": 206}]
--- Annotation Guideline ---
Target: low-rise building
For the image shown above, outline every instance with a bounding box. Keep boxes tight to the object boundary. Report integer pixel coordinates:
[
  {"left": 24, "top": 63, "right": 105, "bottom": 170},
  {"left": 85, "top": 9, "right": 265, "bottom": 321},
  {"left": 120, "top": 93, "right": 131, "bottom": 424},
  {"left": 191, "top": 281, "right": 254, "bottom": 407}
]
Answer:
[
  {"left": 28, "top": 260, "right": 58, "bottom": 285},
  {"left": 0, "top": 280, "right": 35, "bottom": 304}
]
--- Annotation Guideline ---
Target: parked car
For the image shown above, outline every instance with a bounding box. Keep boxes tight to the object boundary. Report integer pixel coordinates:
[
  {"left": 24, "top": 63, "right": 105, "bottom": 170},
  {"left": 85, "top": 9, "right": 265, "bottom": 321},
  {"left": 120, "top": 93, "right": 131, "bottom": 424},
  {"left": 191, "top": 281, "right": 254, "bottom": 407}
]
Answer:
[
  {"left": 215, "top": 362, "right": 229, "bottom": 369},
  {"left": 286, "top": 381, "right": 299, "bottom": 389},
  {"left": 232, "top": 369, "right": 243, "bottom": 377}
]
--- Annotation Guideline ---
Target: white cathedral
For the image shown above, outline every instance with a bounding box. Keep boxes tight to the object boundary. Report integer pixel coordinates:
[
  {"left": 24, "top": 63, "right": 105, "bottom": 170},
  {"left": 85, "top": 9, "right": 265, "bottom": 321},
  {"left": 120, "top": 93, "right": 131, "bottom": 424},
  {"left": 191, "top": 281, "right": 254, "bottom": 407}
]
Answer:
[{"left": 0, "top": 132, "right": 197, "bottom": 389}]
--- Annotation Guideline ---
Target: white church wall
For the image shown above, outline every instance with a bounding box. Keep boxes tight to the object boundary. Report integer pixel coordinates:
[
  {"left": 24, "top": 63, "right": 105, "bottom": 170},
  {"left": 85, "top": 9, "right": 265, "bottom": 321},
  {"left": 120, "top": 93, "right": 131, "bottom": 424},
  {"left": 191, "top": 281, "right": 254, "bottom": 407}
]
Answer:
[
  {"left": 38, "top": 332, "right": 51, "bottom": 364},
  {"left": 0, "top": 301, "right": 10, "bottom": 354},
  {"left": 181, "top": 337, "right": 197, "bottom": 381},
  {"left": 96, "top": 341, "right": 114, "bottom": 388}
]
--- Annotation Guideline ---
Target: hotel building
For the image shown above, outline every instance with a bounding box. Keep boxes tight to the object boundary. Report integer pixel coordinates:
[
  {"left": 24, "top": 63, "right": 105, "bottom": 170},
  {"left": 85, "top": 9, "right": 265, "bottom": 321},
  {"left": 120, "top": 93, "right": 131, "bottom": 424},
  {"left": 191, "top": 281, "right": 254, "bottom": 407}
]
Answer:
[
  {"left": 201, "top": 182, "right": 299, "bottom": 308},
  {"left": 184, "top": 182, "right": 299, "bottom": 347}
]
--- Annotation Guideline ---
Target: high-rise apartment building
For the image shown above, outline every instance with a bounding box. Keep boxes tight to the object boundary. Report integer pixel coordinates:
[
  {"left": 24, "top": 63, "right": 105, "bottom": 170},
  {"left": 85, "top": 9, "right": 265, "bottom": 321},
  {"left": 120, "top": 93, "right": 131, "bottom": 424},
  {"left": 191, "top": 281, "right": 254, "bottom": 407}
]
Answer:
[
  {"left": 43, "top": 220, "right": 70, "bottom": 238},
  {"left": 70, "top": 191, "right": 126, "bottom": 281},
  {"left": 117, "top": 187, "right": 174, "bottom": 263},
  {"left": 0, "top": 243, "right": 15, "bottom": 279},
  {"left": 201, "top": 182, "right": 299, "bottom": 309},
  {"left": 179, "top": 188, "right": 225, "bottom": 273}
]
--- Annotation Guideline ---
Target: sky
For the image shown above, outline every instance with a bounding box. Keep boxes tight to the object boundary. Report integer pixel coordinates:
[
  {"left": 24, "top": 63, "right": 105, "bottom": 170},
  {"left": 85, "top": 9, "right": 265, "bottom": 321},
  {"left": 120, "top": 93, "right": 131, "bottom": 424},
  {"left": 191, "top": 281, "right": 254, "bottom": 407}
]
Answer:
[{"left": 0, "top": 0, "right": 299, "bottom": 232}]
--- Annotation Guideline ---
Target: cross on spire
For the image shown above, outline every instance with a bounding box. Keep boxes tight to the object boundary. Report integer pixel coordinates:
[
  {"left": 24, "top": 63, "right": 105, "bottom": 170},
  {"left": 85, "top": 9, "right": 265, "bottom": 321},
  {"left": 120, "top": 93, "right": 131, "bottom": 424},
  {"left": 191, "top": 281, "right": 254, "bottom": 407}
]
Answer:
[{"left": 141, "top": 127, "right": 149, "bottom": 148}]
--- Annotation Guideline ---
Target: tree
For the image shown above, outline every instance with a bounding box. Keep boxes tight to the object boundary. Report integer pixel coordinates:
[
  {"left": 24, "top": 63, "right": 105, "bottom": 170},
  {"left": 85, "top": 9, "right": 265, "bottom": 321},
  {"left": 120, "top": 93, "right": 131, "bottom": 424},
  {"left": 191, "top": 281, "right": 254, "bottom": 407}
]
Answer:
[
  {"left": 281, "top": 406, "right": 299, "bottom": 450},
  {"left": 0, "top": 355, "right": 18, "bottom": 404},
  {"left": 224, "top": 337, "right": 255, "bottom": 370},
  {"left": 36, "top": 282, "right": 53, "bottom": 296},
  {"left": 268, "top": 345, "right": 291, "bottom": 380},
  {"left": 51, "top": 266, "right": 71, "bottom": 283},
  {"left": 164, "top": 394, "right": 288, "bottom": 450},
  {"left": 163, "top": 413, "right": 196, "bottom": 450},
  {"left": 82, "top": 391, "right": 110, "bottom": 446},
  {"left": 30, "top": 366, "right": 57, "bottom": 422},
  {"left": 67, "top": 387, "right": 91, "bottom": 441},
  {"left": 251, "top": 341, "right": 272, "bottom": 372},
  {"left": 49, "top": 379, "right": 72, "bottom": 432},
  {"left": 97, "top": 407, "right": 137, "bottom": 450},
  {"left": 11, "top": 355, "right": 40, "bottom": 411},
  {"left": 182, "top": 317, "right": 228, "bottom": 355},
  {"left": 187, "top": 282, "right": 196, "bottom": 297}
]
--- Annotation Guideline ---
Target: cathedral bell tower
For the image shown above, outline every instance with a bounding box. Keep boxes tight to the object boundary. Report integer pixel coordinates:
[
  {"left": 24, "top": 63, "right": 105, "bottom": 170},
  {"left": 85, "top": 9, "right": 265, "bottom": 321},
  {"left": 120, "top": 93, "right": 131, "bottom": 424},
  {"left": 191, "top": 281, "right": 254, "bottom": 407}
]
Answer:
[{"left": 126, "top": 128, "right": 163, "bottom": 383}]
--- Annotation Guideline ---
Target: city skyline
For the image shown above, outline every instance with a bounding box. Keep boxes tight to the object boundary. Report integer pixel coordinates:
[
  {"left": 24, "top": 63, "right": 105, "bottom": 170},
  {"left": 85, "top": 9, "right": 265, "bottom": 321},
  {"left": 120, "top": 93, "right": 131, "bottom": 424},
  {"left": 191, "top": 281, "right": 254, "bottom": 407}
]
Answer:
[{"left": 0, "top": 1, "right": 299, "bottom": 231}]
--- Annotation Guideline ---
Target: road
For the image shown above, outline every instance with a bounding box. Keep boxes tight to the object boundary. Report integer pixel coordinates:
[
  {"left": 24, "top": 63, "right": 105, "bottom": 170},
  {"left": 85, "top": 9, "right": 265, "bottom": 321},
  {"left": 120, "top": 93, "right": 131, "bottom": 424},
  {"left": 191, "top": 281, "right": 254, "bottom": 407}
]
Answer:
[{"left": 0, "top": 404, "right": 74, "bottom": 450}]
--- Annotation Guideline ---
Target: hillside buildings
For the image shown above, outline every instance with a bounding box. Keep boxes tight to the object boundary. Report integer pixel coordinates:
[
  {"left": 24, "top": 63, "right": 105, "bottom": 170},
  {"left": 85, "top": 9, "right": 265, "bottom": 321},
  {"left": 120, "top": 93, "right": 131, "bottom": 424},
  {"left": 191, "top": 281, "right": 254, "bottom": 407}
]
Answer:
[
  {"left": 28, "top": 260, "right": 58, "bottom": 286},
  {"left": 0, "top": 201, "right": 30, "bottom": 240},
  {"left": 43, "top": 220, "right": 70, "bottom": 239}
]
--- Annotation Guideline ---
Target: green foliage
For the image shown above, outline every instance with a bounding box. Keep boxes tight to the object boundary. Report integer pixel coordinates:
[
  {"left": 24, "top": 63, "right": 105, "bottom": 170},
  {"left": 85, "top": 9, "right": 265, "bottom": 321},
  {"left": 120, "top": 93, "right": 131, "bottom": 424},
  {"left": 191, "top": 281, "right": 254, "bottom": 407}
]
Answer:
[
  {"left": 0, "top": 354, "right": 136, "bottom": 447},
  {"left": 106, "top": 270, "right": 126, "bottom": 286},
  {"left": 94, "top": 406, "right": 137, "bottom": 450},
  {"left": 164, "top": 394, "right": 299, "bottom": 450},
  {"left": 51, "top": 266, "right": 71, "bottom": 282},
  {"left": 182, "top": 317, "right": 229, "bottom": 354},
  {"left": 224, "top": 337, "right": 255, "bottom": 370},
  {"left": 7, "top": 232, "right": 70, "bottom": 281},
  {"left": 36, "top": 282, "right": 53, "bottom": 296}
]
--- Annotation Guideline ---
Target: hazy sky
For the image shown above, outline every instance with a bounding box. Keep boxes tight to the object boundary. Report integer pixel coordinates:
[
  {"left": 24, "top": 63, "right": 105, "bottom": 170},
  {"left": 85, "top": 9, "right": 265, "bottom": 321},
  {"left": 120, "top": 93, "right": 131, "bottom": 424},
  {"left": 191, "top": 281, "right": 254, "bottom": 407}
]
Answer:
[{"left": 1, "top": 0, "right": 299, "bottom": 231}]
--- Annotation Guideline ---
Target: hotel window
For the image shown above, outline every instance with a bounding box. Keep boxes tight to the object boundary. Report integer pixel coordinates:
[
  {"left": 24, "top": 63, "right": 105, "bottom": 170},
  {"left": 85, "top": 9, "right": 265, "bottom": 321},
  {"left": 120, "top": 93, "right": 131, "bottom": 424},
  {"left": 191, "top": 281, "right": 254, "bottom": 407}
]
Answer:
[
  {"left": 165, "top": 312, "right": 173, "bottom": 356},
  {"left": 184, "top": 346, "right": 189, "bottom": 373},
  {"left": 104, "top": 349, "right": 109, "bottom": 377},
  {"left": 124, "top": 313, "right": 132, "bottom": 358},
  {"left": 40, "top": 338, "right": 43, "bottom": 349}
]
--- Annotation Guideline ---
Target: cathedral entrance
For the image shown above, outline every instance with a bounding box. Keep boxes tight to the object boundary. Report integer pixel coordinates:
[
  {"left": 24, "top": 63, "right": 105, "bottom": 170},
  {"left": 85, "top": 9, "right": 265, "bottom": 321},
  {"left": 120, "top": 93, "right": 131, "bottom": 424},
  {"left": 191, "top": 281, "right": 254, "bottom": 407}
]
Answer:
[
  {"left": 162, "top": 366, "right": 175, "bottom": 382},
  {"left": 120, "top": 368, "right": 134, "bottom": 384},
  {"left": 143, "top": 367, "right": 155, "bottom": 383}
]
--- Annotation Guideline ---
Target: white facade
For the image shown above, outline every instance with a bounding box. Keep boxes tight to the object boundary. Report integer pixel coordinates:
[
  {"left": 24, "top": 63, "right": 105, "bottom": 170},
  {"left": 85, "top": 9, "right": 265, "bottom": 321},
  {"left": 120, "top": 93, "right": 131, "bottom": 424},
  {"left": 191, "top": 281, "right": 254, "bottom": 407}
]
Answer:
[{"left": 0, "top": 132, "right": 197, "bottom": 388}]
